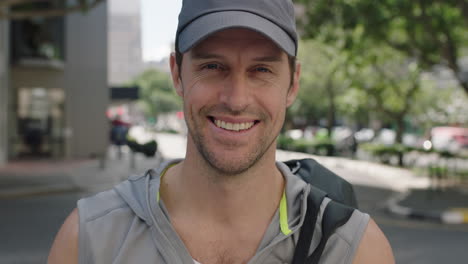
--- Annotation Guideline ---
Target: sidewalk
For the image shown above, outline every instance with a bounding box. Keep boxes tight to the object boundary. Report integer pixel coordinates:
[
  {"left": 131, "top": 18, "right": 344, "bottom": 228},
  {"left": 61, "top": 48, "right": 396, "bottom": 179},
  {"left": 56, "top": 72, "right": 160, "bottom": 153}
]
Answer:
[
  {"left": 0, "top": 147, "right": 163, "bottom": 198},
  {"left": 386, "top": 186, "right": 468, "bottom": 224},
  {"left": 1, "top": 133, "right": 467, "bottom": 224}
]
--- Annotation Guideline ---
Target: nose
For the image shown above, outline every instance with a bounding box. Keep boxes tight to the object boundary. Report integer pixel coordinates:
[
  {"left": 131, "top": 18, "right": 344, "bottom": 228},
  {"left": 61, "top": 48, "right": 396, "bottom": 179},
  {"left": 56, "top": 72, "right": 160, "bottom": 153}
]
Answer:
[{"left": 219, "top": 72, "right": 251, "bottom": 112}]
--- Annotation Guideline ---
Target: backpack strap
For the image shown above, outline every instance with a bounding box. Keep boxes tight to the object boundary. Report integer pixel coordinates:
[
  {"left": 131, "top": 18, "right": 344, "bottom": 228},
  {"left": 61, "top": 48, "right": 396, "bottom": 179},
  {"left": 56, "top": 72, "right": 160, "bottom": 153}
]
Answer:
[
  {"left": 284, "top": 159, "right": 359, "bottom": 208},
  {"left": 292, "top": 185, "right": 355, "bottom": 264},
  {"left": 292, "top": 185, "right": 327, "bottom": 264},
  {"left": 307, "top": 200, "right": 355, "bottom": 263}
]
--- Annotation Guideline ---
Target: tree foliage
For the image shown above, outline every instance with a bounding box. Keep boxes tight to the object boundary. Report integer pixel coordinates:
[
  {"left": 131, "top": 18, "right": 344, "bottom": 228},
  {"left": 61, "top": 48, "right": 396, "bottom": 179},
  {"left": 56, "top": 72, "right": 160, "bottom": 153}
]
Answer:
[
  {"left": 412, "top": 74, "right": 468, "bottom": 129},
  {"left": 347, "top": 46, "right": 424, "bottom": 144},
  {"left": 289, "top": 39, "right": 350, "bottom": 134},
  {"left": 131, "top": 69, "right": 181, "bottom": 121},
  {"left": 295, "top": 0, "right": 468, "bottom": 96}
]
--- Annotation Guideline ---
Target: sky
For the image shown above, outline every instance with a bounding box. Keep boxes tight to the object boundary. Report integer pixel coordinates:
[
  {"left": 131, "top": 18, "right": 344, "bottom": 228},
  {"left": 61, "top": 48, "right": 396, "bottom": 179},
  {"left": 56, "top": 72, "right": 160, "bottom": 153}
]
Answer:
[{"left": 141, "top": 0, "right": 182, "bottom": 61}]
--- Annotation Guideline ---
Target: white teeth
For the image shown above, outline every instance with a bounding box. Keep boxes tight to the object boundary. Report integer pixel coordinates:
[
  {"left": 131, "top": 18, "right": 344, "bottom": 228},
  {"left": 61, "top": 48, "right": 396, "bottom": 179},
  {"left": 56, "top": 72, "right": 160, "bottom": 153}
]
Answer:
[{"left": 214, "top": 119, "right": 255, "bottom": 131}]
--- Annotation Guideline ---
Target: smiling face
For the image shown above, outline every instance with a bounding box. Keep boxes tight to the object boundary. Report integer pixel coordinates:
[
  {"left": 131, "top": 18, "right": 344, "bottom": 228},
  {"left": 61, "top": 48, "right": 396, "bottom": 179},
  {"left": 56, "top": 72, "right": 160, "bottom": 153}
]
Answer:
[{"left": 171, "top": 28, "right": 300, "bottom": 175}]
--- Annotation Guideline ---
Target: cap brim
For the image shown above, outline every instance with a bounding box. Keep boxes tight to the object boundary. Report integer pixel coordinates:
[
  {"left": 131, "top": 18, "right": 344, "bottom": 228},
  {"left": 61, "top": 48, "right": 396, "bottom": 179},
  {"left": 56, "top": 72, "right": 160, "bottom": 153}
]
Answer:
[{"left": 177, "top": 11, "right": 296, "bottom": 56}]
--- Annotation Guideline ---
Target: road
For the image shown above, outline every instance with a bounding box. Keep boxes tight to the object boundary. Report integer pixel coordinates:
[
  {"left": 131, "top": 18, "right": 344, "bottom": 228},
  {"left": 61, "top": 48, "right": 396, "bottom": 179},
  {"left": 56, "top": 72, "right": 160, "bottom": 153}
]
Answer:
[
  {"left": 0, "top": 192, "right": 82, "bottom": 263},
  {"left": 354, "top": 184, "right": 468, "bottom": 264}
]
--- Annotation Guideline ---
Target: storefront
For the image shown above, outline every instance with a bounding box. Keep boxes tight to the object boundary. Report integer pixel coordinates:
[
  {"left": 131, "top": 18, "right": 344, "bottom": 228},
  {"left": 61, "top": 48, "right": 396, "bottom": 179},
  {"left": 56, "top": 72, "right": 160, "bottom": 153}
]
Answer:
[{"left": 1, "top": 1, "right": 109, "bottom": 164}]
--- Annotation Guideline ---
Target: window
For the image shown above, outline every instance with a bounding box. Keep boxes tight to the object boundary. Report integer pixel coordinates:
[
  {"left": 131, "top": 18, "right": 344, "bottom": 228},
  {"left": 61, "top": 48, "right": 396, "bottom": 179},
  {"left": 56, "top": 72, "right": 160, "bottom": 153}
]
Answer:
[{"left": 10, "top": 2, "right": 65, "bottom": 64}]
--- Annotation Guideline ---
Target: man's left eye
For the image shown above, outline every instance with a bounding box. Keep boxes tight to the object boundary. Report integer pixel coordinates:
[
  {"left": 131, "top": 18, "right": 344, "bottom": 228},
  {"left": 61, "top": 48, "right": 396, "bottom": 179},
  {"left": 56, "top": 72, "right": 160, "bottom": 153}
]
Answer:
[{"left": 255, "top": 67, "right": 271, "bottom": 73}]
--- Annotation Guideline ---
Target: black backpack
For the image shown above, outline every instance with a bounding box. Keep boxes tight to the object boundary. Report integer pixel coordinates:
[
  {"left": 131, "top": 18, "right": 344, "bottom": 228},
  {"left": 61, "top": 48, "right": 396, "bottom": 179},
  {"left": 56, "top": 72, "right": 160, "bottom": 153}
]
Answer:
[{"left": 284, "top": 158, "right": 358, "bottom": 264}]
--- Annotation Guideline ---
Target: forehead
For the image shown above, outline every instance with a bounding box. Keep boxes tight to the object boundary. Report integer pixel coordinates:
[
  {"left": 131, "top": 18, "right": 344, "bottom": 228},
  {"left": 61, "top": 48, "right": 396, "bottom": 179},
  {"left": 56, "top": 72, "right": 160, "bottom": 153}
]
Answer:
[{"left": 189, "top": 28, "right": 286, "bottom": 58}]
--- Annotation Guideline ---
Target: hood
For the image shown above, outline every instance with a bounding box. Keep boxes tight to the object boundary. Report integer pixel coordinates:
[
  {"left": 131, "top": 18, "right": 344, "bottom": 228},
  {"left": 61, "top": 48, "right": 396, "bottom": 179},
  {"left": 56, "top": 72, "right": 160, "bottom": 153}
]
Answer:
[
  {"left": 113, "top": 159, "right": 183, "bottom": 226},
  {"left": 112, "top": 159, "right": 308, "bottom": 230}
]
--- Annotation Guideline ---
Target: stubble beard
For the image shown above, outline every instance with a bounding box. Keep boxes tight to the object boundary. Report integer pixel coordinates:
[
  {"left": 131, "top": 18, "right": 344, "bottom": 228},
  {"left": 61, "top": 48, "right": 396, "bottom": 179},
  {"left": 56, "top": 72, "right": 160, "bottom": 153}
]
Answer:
[{"left": 186, "top": 107, "right": 281, "bottom": 177}]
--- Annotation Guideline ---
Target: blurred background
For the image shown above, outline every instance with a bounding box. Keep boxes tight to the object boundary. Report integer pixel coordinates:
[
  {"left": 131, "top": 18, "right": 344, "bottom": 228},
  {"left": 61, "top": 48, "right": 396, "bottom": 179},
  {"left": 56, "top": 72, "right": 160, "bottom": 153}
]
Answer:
[{"left": 0, "top": 0, "right": 467, "bottom": 263}]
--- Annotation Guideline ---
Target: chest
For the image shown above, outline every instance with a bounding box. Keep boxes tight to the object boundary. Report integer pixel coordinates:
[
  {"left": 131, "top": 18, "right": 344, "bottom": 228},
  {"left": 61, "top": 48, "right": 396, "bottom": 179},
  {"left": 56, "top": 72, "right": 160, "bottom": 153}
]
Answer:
[{"left": 174, "top": 222, "right": 264, "bottom": 264}]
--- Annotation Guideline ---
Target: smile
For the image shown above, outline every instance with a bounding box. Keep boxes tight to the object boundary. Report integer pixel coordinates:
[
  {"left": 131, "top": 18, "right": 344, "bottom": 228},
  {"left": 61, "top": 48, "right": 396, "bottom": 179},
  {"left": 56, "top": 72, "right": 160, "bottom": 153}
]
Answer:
[{"left": 211, "top": 118, "right": 257, "bottom": 132}]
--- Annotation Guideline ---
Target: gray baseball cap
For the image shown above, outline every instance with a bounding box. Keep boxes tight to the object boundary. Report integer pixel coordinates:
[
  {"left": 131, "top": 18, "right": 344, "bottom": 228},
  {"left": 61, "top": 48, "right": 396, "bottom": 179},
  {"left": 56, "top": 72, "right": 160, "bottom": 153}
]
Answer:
[{"left": 176, "top": 0, "right": 298, "bottom": 56}]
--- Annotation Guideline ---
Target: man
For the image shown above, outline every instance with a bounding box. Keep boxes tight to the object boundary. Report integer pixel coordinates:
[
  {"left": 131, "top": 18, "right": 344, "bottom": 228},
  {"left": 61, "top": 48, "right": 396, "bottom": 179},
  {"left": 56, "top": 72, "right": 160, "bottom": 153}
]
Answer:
[{"left": 49, "top": 0, "right": 395, "bottom": 263}]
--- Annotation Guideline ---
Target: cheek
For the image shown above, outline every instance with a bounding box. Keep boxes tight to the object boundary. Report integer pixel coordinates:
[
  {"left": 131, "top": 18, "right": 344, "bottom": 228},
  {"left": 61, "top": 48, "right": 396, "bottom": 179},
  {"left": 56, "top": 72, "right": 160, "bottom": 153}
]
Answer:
[
  {"left": 250, "top": 72, "right": 291, "bottom": 104},
  {"left": 182, "top": 81, "right": 217, "bottom": 113},
  {"left": 258, "top": 90, "right": 288, "bottom": 122}
]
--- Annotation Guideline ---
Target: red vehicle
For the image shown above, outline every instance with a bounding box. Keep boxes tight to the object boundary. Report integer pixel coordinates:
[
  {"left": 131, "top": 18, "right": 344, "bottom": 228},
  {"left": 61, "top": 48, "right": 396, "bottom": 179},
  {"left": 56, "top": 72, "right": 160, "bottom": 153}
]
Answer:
[{"left": 429, "top": 126, "right": 468, "bottom": 152}]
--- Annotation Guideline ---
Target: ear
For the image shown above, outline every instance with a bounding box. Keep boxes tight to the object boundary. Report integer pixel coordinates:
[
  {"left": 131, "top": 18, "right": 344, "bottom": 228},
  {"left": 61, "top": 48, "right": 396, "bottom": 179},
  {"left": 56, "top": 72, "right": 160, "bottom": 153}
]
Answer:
[
  {"left": 286, "top": 62, "right": 301, "bottom": 107},
  {"left": 170, "top": 52, "right": 183, "bottom": 97}
]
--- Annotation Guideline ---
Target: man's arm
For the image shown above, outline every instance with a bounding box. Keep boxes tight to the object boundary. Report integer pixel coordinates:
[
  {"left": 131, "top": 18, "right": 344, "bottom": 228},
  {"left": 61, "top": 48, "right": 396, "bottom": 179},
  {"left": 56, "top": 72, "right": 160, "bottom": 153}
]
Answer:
[
  {"left": 353, "top": 218, "right": 395, "bottom": 264},
  {"left": 48, "top": 208, "right": 79, "bottom": 264}
]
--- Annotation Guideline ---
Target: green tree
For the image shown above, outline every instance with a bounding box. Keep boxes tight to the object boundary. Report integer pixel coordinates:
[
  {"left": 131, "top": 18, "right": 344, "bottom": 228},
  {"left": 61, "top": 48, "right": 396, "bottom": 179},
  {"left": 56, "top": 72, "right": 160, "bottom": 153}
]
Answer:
[
  {"left": 343, "top": 46, "right": 428, "bottom": 166},
  {"left": 412, "top": 77, "right": 468, "bottom": 130},
  {"left": 290, "top": 40, "right": 350, "bottom": 136},
  {"left": 296, "top": 0, "right": 468, "bottom": 96},
  {"left": 349, "top": 46, "right": 423, "bottom": 145},
  {"left": 131, "top": 69, "right": 181, "bottom": 121}
]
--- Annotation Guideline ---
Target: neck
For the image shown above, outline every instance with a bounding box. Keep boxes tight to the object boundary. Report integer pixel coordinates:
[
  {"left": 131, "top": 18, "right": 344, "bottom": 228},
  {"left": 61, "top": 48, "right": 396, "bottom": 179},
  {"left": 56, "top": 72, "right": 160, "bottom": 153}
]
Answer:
[{"left": 160, "top": 141, "right": 284, "bottom": 227}]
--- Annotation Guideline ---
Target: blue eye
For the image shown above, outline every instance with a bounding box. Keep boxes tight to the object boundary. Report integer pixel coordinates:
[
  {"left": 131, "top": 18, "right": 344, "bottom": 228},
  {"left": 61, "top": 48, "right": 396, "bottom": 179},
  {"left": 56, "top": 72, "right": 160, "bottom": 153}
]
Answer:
[
  {"left": 203, "top": 63, "right": 223, "bottom": 70},
  {"left": 255, "top": 67, "right": 271, "bottom": 73}
]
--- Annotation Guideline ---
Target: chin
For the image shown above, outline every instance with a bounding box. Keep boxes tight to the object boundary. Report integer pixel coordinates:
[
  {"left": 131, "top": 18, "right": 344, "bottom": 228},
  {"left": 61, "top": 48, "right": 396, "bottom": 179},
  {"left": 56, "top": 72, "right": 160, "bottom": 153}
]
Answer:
[
  {"left": 188, "top": 122, "right": 277, "bottom": 176},
  {"left": 201, "top": 148, "right": 264, "bottom": 176}
]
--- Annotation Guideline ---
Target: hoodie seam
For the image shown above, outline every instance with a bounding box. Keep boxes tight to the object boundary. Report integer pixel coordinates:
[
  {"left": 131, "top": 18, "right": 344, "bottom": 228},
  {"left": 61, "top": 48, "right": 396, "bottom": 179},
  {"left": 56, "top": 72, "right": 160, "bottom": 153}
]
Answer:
[
  {"left": 78, "top": 208, "right": 92, "bottom": 264},
  {"left": 343, "top": 213, "right": 369, "bottom": 264},
  {"left": 85, "top": 204, "right": 129, "bottom": 222},
  {"left": 146, "top": 168, "right": 188, "bottom": 263},
  {"left": 112, "top": 216, "right": 140, "bottom": 262},
  {"left": 128, "top": 172, "right": 148, "bottom": 181}
]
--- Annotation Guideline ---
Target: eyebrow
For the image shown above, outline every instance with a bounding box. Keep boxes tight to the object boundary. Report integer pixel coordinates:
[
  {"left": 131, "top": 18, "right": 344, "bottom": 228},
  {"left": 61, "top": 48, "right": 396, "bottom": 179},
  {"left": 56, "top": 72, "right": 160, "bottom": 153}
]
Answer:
[{"left": 252, "top": 55, "right": 284, "bottom": 63}]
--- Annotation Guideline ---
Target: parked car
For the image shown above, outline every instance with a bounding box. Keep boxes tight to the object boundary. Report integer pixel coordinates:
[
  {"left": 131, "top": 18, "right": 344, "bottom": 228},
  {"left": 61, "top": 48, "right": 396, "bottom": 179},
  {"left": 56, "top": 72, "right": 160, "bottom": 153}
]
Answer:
[{"left": 428, "top": 126, "right": 468, "bottom": 153}]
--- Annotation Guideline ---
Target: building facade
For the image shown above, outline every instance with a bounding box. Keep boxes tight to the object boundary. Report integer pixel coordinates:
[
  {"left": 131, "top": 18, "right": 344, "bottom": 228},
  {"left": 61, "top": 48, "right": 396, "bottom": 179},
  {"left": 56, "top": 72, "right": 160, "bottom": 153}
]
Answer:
[
  {"left": 0, "top": 1, "right": 109, "bottom": 165},
  {"left": 108, "top": 0, "right": 143, "bottom": 85},
  {"left": 0, "top": 17, "right": 9, "bottom": 165}
]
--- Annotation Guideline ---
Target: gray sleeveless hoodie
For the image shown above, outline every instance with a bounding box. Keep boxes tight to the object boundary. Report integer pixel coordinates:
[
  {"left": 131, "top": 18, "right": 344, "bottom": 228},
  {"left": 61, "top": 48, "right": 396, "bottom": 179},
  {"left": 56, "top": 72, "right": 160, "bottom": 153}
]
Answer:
[{"left": 77, "top": 160, "right": 369, "bottom": 264}]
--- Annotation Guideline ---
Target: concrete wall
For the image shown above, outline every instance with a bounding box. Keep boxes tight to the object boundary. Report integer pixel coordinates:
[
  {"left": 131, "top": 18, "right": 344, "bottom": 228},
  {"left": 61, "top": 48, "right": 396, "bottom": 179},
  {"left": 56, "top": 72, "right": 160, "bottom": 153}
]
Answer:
[
  {"left": 4, "top": 2, "right": 109, "bottom": 161},
  {"left": 0, "top": 18, "right": 8, "bottom": 165},
  {"left": 65, "top": 2, "right": 109, "bottom": 158}
]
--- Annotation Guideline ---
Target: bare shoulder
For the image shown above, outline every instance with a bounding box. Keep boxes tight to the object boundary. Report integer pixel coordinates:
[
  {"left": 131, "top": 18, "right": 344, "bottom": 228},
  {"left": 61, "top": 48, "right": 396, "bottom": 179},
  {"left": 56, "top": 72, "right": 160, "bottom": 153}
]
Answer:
[
  {"left": 48, "top": 208, "right": 79, "bottom": 264},
  {"left": 352, "top": 218, "right": 395, "bottom": 264}
]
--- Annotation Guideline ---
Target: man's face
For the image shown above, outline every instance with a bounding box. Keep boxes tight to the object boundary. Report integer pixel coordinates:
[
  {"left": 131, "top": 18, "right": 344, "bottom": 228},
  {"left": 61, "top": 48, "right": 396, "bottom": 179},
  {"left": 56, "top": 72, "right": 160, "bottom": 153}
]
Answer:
[{"left": 171, "top": 28, "right": 300, "bottom": 175}]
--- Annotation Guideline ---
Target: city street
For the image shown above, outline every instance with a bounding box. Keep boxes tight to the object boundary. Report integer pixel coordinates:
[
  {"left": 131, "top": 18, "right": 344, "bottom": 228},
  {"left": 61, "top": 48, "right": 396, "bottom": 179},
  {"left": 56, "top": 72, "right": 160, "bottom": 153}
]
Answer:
[
  {"left": 0, "top": 192, "right": 82, "bottom": 264},
  {"left": 354, "top": 185, "right": 468, "bottom": 264},
  {"left": 1, "top": 133, "right": 467, "bottom": 263}
]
